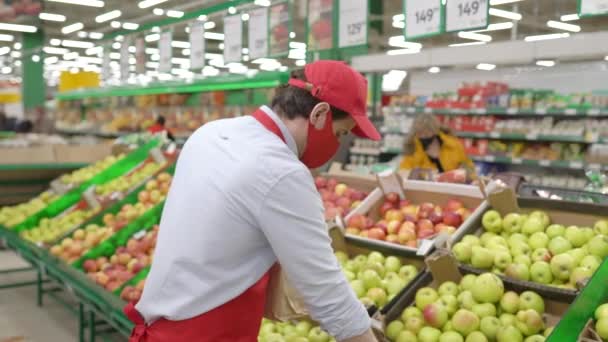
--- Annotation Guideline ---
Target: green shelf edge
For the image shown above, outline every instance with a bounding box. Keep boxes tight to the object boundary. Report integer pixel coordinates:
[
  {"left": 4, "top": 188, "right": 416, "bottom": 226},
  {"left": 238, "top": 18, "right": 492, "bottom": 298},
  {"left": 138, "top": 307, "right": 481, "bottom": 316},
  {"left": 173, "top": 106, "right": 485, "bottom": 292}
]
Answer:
[
  {"left": 470, "top": 155, "right": 602, "bottom": 171},
  {"left": 0, "top": 163, "right": 89, "bottom": 171},
  {"left": 455, "top": 132, "right": 599, "bottom": 144},
  {"left": 399, "top": 107, "right": 608, "bottom": 117}
]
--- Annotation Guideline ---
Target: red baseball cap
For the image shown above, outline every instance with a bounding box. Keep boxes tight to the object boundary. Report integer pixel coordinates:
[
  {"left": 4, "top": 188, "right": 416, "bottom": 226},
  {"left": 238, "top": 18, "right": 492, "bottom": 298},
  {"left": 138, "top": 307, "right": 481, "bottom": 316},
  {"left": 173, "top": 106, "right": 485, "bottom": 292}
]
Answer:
[{"left": 288, "top": 60, "right": 381, "bottom": 141}]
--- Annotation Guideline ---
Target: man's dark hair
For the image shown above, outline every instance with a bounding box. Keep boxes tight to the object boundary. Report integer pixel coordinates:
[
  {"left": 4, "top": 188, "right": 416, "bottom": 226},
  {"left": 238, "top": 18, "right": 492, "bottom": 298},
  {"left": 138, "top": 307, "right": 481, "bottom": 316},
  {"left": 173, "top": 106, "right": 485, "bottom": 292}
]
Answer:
[
  {"left": 271, "top": 69, "right": 349, "bottom": 120},
  {"left": 156, "top": 116, "right": 166, "bottom": 126}
]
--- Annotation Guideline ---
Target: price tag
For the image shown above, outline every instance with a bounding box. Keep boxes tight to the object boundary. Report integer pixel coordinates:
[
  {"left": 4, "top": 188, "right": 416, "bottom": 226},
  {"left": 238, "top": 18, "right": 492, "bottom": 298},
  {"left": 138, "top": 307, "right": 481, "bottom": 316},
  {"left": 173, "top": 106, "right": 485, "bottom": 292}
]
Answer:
[
  {"left": 539, "top": 160, "right": 551, "bottom": 167},
  {"left": 569, "top": 161, "right": 584, "bottom": 169},
  {"left": 339, "top": 0, "right": 368, "bottom": 47},
  {"left": 149, "top": 147, "right": 167, "bottom": 164},
  {"left": 507, "top": 108, "right": 518, "bottom": 115},
  {"left": 565, "top": 108, "right": 577, "bottom": 116},
  {"left": 446, "top": 0, "right": 489, "bottom": 32},
  {"left": 83, "top": 186, "right": 101, "bottom": 209},
  {"left": 166, "top": 142, "right": 177, "bottom": 155},
  {"left": 588, "top": 108, "right": 601, "bottom": 116},
  {"left": 133, "top": 230, "right": 147, "bottom": 240},
  {"left": 189, "top": 21, "right": 206, "bottom": 70},
  {"left": 512, "top": 158, "right": 523, "bottom": 164},
  {"left": 404, "top": 0, "right": 442, "bottom": 39},
  {"left": 223, "top": 15, "right": 243, "bottom": 63},
  {"left": 248, "top": 7, "right": 268, "bottom": 60},
  {"left": 579, "top": 0, "right": 608, "bottom": 16},
  {"left": 158, "top": 30, "right": 172, "bottom": 73},
  {"left": 535, "top": 108, "right": 547, "bottom": 115}
]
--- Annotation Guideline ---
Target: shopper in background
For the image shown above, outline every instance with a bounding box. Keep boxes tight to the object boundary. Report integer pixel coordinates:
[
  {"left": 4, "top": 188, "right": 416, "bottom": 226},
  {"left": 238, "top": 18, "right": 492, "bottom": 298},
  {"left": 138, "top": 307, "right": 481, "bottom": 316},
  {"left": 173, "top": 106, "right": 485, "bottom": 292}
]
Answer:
[
  {"left": 126, "top": 61, "right": 381, "bottom": 342},
  {"left": 147, "top": 115, "right": 175, "bottom": 141},
  {"left": 400, "top": 113, "right": 475, "bottom": 175}
]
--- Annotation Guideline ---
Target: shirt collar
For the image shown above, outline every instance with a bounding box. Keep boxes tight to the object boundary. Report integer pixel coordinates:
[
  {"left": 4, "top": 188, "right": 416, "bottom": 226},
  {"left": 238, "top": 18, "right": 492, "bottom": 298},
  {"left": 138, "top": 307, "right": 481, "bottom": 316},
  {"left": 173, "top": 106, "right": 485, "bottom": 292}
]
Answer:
[{"left": 260, "top": 105, "right": 299, "bottom": 156}]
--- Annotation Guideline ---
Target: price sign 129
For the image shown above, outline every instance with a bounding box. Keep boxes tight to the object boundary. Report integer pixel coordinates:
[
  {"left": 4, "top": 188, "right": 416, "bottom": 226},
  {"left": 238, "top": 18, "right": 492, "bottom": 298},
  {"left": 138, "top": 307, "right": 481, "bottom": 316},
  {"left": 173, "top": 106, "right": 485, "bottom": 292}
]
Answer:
[
  {"left": 446, "top": 0, "right": 488, "bottom": 32},
  {"left": 405, "top": 0, "right": 442, "bottom": 39}
]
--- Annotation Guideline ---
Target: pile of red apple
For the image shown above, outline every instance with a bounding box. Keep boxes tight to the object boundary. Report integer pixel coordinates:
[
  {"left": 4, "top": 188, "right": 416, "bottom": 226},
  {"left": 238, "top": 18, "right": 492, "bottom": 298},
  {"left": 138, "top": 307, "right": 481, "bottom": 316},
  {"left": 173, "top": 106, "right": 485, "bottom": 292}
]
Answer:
[
  {"left": 314, "top": 177, "right": 367, "bottom": 220},
  {"left": 120, "top": 278, "right": 146, "bottom": 302},
  {"left": 49, "top": 224, "right": 113, "bottom": 263},
  {"left": 345, "top": 192, "right": 472, "bottom": 248},
  {"left": 83, "top": 225, "right": 158, "bottom": 292}
]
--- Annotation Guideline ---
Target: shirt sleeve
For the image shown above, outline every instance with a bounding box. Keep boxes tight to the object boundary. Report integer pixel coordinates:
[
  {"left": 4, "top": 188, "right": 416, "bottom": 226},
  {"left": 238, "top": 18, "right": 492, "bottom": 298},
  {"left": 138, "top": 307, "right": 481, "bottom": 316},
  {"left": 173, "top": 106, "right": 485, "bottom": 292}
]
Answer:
[{"left": 256, "top": 168, "right": 371, "bottom": 340}]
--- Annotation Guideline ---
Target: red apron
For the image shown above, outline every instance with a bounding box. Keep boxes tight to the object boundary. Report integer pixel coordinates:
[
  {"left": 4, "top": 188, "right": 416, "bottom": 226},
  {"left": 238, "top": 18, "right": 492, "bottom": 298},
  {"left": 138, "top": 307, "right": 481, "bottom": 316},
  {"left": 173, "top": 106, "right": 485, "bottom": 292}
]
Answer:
[{"left": 124, "top": 109, "right": 287, "bottom": 341}]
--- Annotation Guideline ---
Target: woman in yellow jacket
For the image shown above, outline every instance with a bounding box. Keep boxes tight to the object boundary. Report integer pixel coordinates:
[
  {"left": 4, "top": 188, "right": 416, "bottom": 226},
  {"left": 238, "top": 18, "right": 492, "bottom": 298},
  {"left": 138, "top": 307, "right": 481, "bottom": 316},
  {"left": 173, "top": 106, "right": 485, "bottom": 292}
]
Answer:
[{"left": 399, "top": 113, "right": 475, "bottom": 175}]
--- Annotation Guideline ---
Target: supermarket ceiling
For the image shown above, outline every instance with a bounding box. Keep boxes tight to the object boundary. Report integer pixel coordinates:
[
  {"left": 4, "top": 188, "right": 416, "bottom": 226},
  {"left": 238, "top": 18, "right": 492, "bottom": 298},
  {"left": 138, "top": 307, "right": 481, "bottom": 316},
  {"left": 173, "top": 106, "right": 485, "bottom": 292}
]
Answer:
[{"left": 0, "top": 0, "right": 607, "bottom": 83}]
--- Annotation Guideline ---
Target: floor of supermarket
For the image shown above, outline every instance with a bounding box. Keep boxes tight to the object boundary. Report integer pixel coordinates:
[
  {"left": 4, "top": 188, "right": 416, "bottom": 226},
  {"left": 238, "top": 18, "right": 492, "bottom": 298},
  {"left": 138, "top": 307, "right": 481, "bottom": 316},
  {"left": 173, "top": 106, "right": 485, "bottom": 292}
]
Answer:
[{"left": 0, "top": 250, "right": 82, "bottom": 342}]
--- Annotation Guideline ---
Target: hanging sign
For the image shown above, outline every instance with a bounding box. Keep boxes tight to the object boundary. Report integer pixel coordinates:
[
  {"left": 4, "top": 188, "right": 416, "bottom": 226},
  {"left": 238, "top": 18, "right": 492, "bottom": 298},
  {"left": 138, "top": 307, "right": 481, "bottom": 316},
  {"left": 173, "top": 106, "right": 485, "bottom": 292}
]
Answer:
[
  {"left": 189, "top": 21, "right": 206, "bottom": 70},
  {"left": 120, "top": 37, "right": 130, "bottom": 82},
  {"left": 248, "top": 7, "right": 268, "bottom": 60},
  {"left": 404, "top": 0, "right": 442, "bottom": 39},
  {"left": 135, "top": 37, "right": 146, "bottom": 75},
  {"left": 445, "top": 0, "right": 489, "bottom": 32},
  {"left": 224, "top": 15, "right": 243, "bottom": 63},
  {"left": 307, "top": 0, "right": 334, "bottom": 51},
  {"left": 269, "top": 2, "right": 290, "bottom": 56},
  {"left": 159, "top": 30, "right": 173, "bottom": 73},
  {"left": 338, "top": 0, "right": 367, "bottom": 47},
  {"left": 579, "top": 0, "right": 608, "bottom": 16}
]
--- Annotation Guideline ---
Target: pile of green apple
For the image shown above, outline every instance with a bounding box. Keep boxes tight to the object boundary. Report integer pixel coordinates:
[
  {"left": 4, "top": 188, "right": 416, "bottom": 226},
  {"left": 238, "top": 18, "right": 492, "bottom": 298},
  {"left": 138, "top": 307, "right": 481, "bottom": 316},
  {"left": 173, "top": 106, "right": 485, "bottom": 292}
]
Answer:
[
  {"left": 258, "top": 319, "right": 336, "bottom": 342},
  {"left": 594, "top": 303, "right": 608, "bottom": 341},
  {"left": 0, "top": 190, "right": 59, "bottom": 228},
  {"left": 336, "top": 251, "right": 419, "bottom": 309},
  {"left": 385, "top": 273, "right": 555, "bottom": 342},
  {"left": 20, "top": 208, "right": 95, "bottom": 244},
  {"left": 60, "top": 154, "right": 125, "bottom": 186},
  {"left": 95, "top": 161, "right": 163, "bottom": 197},
  {"left": 452, "top": 210, "right": 608, "bottom": 289}
]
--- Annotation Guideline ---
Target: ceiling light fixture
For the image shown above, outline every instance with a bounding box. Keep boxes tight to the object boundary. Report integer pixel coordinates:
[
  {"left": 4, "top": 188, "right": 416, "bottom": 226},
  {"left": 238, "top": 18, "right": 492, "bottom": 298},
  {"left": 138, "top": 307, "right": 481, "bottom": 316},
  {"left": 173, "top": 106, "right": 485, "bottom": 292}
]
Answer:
[
  {"left": 62, "top": 22, "right": 84, "bottom": 34},
  {"left": 153, "top": 8, "right": 164, "bottom": 15},
  {"left": 204, "top": 32, "right": 224, "bottom": 40},
  {"left": 0, "top": 23, "right": 37, "bottom": 33},
  {"left": 472, "top": 22, "right": 513, "bottom": 32},
  {"left": 489, "top": 0, "right": 523, "bottom": 5},
  {"left": 166, "top": 10, "right": 184, "bottom": 18},
  {"left": 145, "top": 33, "right": 160, "bottom": 42},
  {"left": 50, "top": 39, "right": 62, "bottom": 46},
  {"left": 47, "top": 0, "right": 104, "bottom": 7},
  {"left": 62, "top": 39, "right": 94, "bottom": 49},
  {"left": 547, "top": 20, "right": 581, "bottom": 32},
  {"left": 524, "top": 32, "right": 570, "bottom": 42},
  {"left": 386, "top": 49, "right": 422, "bottom": 55},
  {"left": 428, "top": 66, "right": 441, "bottom": 73},
  {"left": 111, "top": 21, "right": 121, "bottom": 28},
  {"left": 228, "top": 6, "right": 236, "bottom": 14},
  {"left": 458, "top": 31, "right": 492, "bottom": 42},
  {"left": 388, "top": 36, "right": 423, "bottom": 50},
  {"left": 392, "top": 21, "right": 405, "bottom": 29},
  {"left": 43, "top": 46, "right": 69, "bottom": 54},
  {"left": 95, "top": 10, "right": 121, "bottom": 23},
  {"left": 89, "top": 32, "right": 103, "bottom": 39},
  {"left": 39, "top": 13, "right": 66, "bottom": 22},
  {"left": 536, "top": 60, "right": 556, "bottom": 67},
  {"left": 122, "top": 22, "right": 139, "bottom": 30},
  {"left": 86, "top": 46, "right": 103, "bottom": 55},
  {"left": 241, "top": 13, "right": 250, "bottom": 21},
  {"left": 0, "top": 34, "right": 13, "bottom": 42},
  {"left": 392, "top": 14, "right": 405, "bottom": 22},
  {"left": 560, "top": 14, "right": 580, "bottom": 21},
  {"left": 0, "top": 47, "right": 10, "bottom": 56},
  {"left": 476, "top": 63, "right": 496, "bottom": 71},
  {"left": 295, "top": 59, "right": 306, "bottom": 67},
  {"left": 13, "top": 42, "right": 21, "bottom": 49},
  {"left": 254, "top": 0, "right": 271, "bottom": 6},
  {"left": 171, "top": 40, "right": 190, "bottom": 48},
  {"left": 44, "top": 56, "right": 59, "bottom": 64},
  {"left": 203, "top": 21, "right": 215, "bottom": 29},
  {"left": 448, "top": 41, "right": 486, "bottom": 47},
  {"left": 138, "top": 0, "right": 168, "bottom": 9},
  {"left": 489, "top": 8, "right": 522, "bottom": 20}
]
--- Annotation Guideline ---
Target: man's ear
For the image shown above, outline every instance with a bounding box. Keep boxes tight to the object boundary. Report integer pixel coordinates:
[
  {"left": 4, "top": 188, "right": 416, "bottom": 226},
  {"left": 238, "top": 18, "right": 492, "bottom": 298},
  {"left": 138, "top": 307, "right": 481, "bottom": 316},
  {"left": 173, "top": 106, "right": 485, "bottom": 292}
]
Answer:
[{"left": 309, "top": 102, "right": 331, "bottom": 130}]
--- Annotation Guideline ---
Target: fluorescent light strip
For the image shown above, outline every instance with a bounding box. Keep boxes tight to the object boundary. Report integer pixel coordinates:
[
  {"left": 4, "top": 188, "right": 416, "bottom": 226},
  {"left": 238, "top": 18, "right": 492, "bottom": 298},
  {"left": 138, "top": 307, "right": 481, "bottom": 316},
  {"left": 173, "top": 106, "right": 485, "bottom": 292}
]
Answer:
[
  {"left": 204, "top": 21, "right": 216, "bottom": 29},
  {"left": 44, "top": 46, "right": 69, "bottom": 54},
  {"left": 392, "top": 14, "right": 405, "bottom": 21},
  {"left": 62, "top": 39, "right": 94, "bottom": 49},
  {"left": 428, "top": 66, "right": 441, "bottom": 73},
  {"left": 39, "top": 12, "right": 66, "bottom": 22},
  {"left": 472, "top": 22, "right": 513, "bottom": 32},
  {"left": 122, "top": 22, "right": 139, "bottom": 30},
  {"left": 138, "top": 0, "right": 168, "bottom": 9},
  {"left": 0, "top": 47, "right": 11, "bottom": 57},
  {"left": 47, "top": 0, "right": 104, "bottom": 7},
  {"left": 89, "top": 32, "right": 103, "bottom": 39},
  {"left": 62, "top": 22, "right": 84, "bottom": 34},
  {"left": 476, "top": 63, "right": 496, "bottom": 71},
  {"left": 86, "top": 46, "right": 103, "bottom": 55},
  {"left": 204, "top": 32, "right": 224, "bottom": 40},
  {"left": 254, "top": 0, "right": 271, "bottom": 7},
  {"left": 111, "top": 21, "right": 121, "bottom": 28},
  {"left": 45, "top": 56, "right": 59, "bottom": 64},
  {"left": 449, "top": 41, "right": 486, "bottom": 47},
  {"left": 166, "top": 10, "right": 184, "bottom": 18},
  {"left": 458, "top": 31, "right": 492, "bottom": 42},
  {"left": 392, "top": 21, "right": 405, "bottom": 29},
  {"left": 172, "top": 40, "right": 190, "bottom": 48},
  {"left": 50, "top": 39, "right": 62, "bottom": 46},
  {"left": 489, "top": 8, "right": 522, "bottom": 20},
  {"left": 95, "top": 10, "right": 121, "bottom": 23},
  {"left": 547, "top": 20, "right": 581, "bottom": 32},
  {"left": 489, "top": 0, "right": 523, "bottom": 5},
  {"left": 386, "top": 49, "right": 422, "bottom": 55},
  {"left": 145, "top": 33, "right": 160, "bottom": 42},
  {"left": 0, "top": 34, "right": 13, "bottom": 42},
  {"left": 0, "top": 23, "right": 37, "bottom": 33},
  {"left": 560, "top": 14, "right": 580, "bottom": 22},
  {"left": 524, "top": 32, "right": 569, "bottom": 42},
  {"left": 153, "top": 8, "right": 164, "bottom": 15},
  {"left": 536, "top": 60, "right": 555, "bottom": 67}
]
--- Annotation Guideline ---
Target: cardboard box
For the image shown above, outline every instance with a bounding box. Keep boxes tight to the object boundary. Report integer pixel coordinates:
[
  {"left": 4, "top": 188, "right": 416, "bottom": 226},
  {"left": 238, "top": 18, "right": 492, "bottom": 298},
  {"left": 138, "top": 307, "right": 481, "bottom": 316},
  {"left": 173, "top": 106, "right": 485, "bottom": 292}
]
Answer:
[
  {"left": 373, "top": 251, "right": 575, "bottom": 341},
  {"left": 53, "top": 143, "right": 113, "bottom": 164},
  {"left": 343, "top": 173, "right": 487, "bottom": 258},
  {"left": 451, "top": 185, "right": 608, "bottom": 302},
  {"left": 0, "top": 145, "right": 56, "bottom": 164}
]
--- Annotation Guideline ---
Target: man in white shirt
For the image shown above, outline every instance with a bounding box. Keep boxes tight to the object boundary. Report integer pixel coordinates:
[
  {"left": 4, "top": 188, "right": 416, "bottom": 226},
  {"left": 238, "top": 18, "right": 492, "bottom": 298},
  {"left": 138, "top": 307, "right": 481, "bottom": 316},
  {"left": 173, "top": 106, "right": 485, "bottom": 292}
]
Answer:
[{"left": 126, "top": 60, "right": 381, "bottom": 342}]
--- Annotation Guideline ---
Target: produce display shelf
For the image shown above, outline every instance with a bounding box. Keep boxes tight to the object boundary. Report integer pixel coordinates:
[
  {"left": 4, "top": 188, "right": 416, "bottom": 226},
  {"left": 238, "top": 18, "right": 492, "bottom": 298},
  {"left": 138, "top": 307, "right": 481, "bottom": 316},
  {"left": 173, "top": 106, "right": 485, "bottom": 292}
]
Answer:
[
  {"left": 397, "top": 106, "right": 608, "bottom": 117},
  {"left": 518, "top": 183, "right": 608, "bottom": 204},
  {"left": 55, "top": 129, "right": 128, "bottom": 139},
  {"left": 0, "top": 163, "right": 89, "bottom": 171},
  {"left": 470, "top": 155, "right": 604, "bottom": 171},
  {"left": 455, "top": 131, "right": 604, "bottom": 144}
]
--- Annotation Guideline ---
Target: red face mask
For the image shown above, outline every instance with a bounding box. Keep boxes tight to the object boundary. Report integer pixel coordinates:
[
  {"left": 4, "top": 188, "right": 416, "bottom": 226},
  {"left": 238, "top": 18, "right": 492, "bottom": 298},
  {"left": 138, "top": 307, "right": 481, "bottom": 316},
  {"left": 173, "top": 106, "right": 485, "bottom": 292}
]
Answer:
[{"left": 300, "top": 110, "right": 340, "bottom": 169}]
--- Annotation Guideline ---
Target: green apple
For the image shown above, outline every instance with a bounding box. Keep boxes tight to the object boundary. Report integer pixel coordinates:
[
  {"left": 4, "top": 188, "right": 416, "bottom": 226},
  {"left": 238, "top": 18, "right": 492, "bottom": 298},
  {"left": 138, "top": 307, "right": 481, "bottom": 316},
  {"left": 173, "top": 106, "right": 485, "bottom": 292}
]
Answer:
[
  {"left": 482, "top": 210, "right": 503, "bottom": 233},
  {"left": 529, "top": 211, "right": 550, "bottom": 228},
  {"left": 282, "top": 325, "right": 297, "bottom": 339},
  {"left": 480, "top": 232, "right": 498, "bottom": 246},
  {"left": 368, "top": 251, "right": 385, "bottom": 264},
  {"left": 514, "top": 255, "right": 532, "bottom": 267},
  {"left": 500, "top": 291, "right": 520, "bottom": 314},
  {"left": 580, "top": 255, "right": 601, "bottom": 272},
  {"left": 587, "top": 235, "right": 608, "bottom": 259},
  {"left": 352, "top": 255, "right": 367, "bottom": 270},
  {"left": 443, "top": 321, "right": 454, "bottom": 332},
  {"left": 451, "top": 309, "right": 480, "bottom": 336},
  {"left": 466, "top": 331, "right": 488, "bottom": 342},
  {"left": 308, "top": 327, "right": 330, "bottom": 342},
  {"left": 581, "top": 227, "right": 594, "bottom": 244},
  {"left": 546, "top": 224, "right": 565, "bottom": 239},
  {"left": 569, "top": 267, "right": 593, "bottom": 286},
  {"left": 531, "top": 248, "right": 552, "bottom": 263},
  {"left": 565, "top": 226, "right": 586, "bottom": 248},
  {"left": 416, "top": 287, "right": 439, "bottom": 310},
  {"left": 402, "top": 306, "right": 423, "bottom": 321},
  {"left": 594, "top": 220, "right": 608, "bottom": 235},
  {"left": 522, "top": 217, "right": 544, "bottom": 236},
  {"left": 400, "top": 265, "right": 419, "bottom": 282},
  {"left": 343, "top": 270, "right": 355, "bottom": 281},
  {"left": 439, "top": 295, "right": 458, "bottom": 315},
  {"left": 516, "top": 309, "right": 544, "bottom": 336},
  {"left": 550, "top": 253, "right": 574, "bottom": 281},
  {"left": 499, "top": 313, "right": 517, "bottom": 327},
  {"left": 438, "top": 281, "right": 460, "bottom": 297},
  {"left": 595, "top": 303, "right": 608, "bottom": 320},
  {"left": 519, "top": 291, "right": 545, "bottom": 314},
  {"left": 457, "top": 291, "right": 477, "bottom": 310},
  {"left": 386, "top": 320, "right": 405, "bottom": 340},
  {"left": 524, "top": 335, "right": 546, "bottom": 342},
  {"left": 367, "top": 287, "right": 388, "bottom": 307},
  {"left": 509, "top": 241, "right": 531, "bottom": 257},
  {"left": 418, "top": 326, "right": 442, "bottom": 342},
  {"left": 472, "top": 273, "right": 504, "bottom": 304},
  {"left": 350, "top": 279, "right": 366, "bottom": 298},
  {"left": 508, "top": 233, "right": 528, "bottom": 246},
  {"left": 404, "top": 316, "right": 425, "bottom": 335},
  {"left": 385, "top": 256, "right": 402, "bottom": 273},
  {"left": 439, "top": 331, "right": 464, "bottom": 342},
  {"left": 334, "top": 251, "right": 349, "bottom": 264},
  {"left": 548, "top": 236, "right": 572, "bottom": 255},
  {"left": 567, "top": 248, "right": 588, "bottom": 265},
  {"left": 364, "top": 261, "right": 386, "bottom": 278},
  {"left": 530, "top": 261, "right": 553, "bottom": 284},
  {"left": 471, "top": 246, "right": 494, "bottom": 269},
  {"left": 493, "top": 250, "right": 513, "bottom": 270},
  {"left": 543, "top": 326, "right": 554, "bottom": 337},
  {"left": 597, "top": 318, "right": 608, "bottom": 340},
  {"left": 423, "top": 302, "right": 449, "bottom": 328},
  {"left": 460, "top": 274, "right": 477, "bottom": 291},
  {"left": 472, "top": 303, "right": 496, "bottom": 319},
  {"left": 293, "top": 321, "right": 313, "bottom": 337},
  {"left": 361, "top": 269, "right": 381, "bottom": 289},
  {"left": 396, "top": 330, "right": 418, "bottom": 342},
  {"left": 486, "top": 235, "right": 508, "bottom": 248},
  {"left": 264, "top": 333, "right": 285, "bottom": 342},
  {"left": 462, "top": 235, "right": 481, "bottom": 246},
  {"left": 385, "top": 273, "right": 406, "bottom": 295},
  {"left": 503, "top": 213, "right": 524, "bottom": 234},
  {"left": 528, "top": 232, "right": 549, "bottom": 250},
  {"left": 480, "top": 316, "right": 501, "bottom": 340},
  {"left": 259, "top": 321, "right": 278, "bottom": 336},
  {"left": 453, "top": 242, "right": 473, "bottom": 263},
  {"left": 505, "top": 263, "right": 530, "bottom": 281},
  {"left": 497, "top": 326, "right": 523, "bottom": 342}
]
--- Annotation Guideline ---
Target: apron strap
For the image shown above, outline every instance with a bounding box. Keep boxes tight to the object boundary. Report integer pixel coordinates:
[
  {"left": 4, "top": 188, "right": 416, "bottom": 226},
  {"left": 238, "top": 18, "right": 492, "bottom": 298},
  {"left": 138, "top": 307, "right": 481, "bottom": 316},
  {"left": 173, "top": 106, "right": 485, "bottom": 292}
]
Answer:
[
  {"left": 251, "top": 109, "right": 286, "bottom": 143},
  {"left": 124, "top": 302, "right": 147, "bottom": 341}
]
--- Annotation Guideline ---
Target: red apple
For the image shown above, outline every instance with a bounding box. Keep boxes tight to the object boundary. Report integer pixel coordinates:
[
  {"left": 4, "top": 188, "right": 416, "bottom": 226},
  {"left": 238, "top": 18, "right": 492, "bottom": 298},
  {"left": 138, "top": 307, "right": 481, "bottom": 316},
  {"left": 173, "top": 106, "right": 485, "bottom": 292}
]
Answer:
[
  {"left": 428, "top": 211, "right": 444, "bottom": 225},
  {"left": 400, "top": 221, "right": 416, "bottom": 233},
  {"left": 401, "top": 205, "right": 419, "bottom": 217},
  {"left": 83, "top": 260, "right": 98, "bottom": 272},
  {"left": 398, "top": 226, "right": 416, "bottom": 243},
  {"left": 375, "top": 220, "right": 387, "bottom": 231},
  {"left": 138, "top": 191, "right": 150, "bottom": 203},
  {"left": 386, "top": 234, "right": 400, "bottom": 244},
  {"left": 314, "top": 176, "right": 327, "bottom": 189},
  {"left": 417, "top": 219, "right": 434, "bottom": 232},
  {"left": 385, "top": 209, "right": 404, "bottom": 222},
  {"left": 418, "top": 229, "right": 435, "bottom": 239},
  {"left": 368, "top": 228, "right": 387, "bottom": 241},
  {"left": 387, "top": 220, "right": 401, "bottom": 235},
  {"left": 345, "top": 227, "right": 360, "bottom": 235},
  {"left": 347, "top": 214, "right": 367, "bottom": 230},
  {"left": 385, "top": 192, "right": 400, "bottom": 205},
  {"left": 336, "top": 197, "right": 351, "bottom": 210},
  {"left": 350, "top": 191, "right": 366, "bottom": 201},
  {"left": 406, "top": 240, "right": 417, "bottom": 248},
  {"left": 399, "top": 199, "right": 411, "bottom": 208},
  {"left": 404, "top": 214, "right": 418, "bottom": 223},
  {"left": 379, "top": 202, "right": 396, "bottom": 217},
  {"left": 326, "top": 178, "right": 338, "bottom": 190},
  {"left": 436, "top": 224, "right": 456, "bottom": 235},
  {"left": 443, "top": 212, "right": 463, "bottom": 227},
  {"left": 419, "top": 202, "right": 436, "bottom": 213},
  {"left": 444, "top": 199, "right": 464, "bottom": 212}
]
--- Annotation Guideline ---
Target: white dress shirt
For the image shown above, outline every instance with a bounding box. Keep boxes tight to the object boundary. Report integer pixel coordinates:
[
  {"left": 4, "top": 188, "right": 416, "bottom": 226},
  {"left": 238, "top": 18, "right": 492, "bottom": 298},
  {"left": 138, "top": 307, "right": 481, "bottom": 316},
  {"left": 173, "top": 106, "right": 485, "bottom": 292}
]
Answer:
[{"left": 136, "top": 106, "right": 370, "bottom": 340}]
